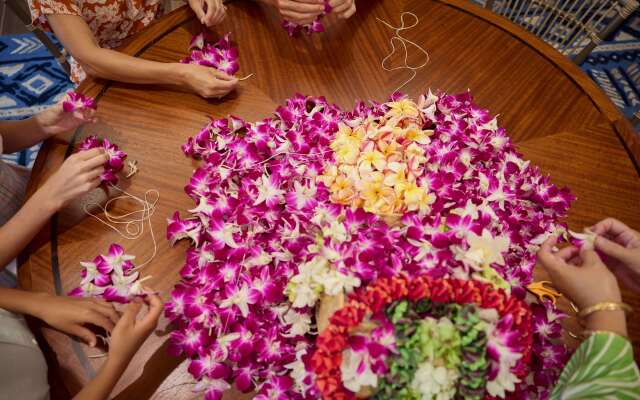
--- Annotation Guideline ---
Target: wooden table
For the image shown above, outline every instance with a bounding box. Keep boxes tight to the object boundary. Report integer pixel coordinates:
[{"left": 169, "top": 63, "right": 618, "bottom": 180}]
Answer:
[{"left": 20, "top": 0, "right": 640, "bottom": 398}]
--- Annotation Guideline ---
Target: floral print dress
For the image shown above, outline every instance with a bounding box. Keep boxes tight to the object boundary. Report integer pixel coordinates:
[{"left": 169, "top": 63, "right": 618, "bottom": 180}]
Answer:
[{"left": 28, "top": 0, "right": 165, "bottom": 84}]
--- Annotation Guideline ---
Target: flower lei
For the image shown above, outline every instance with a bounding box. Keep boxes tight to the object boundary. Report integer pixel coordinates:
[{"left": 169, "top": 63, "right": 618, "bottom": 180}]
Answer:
[
  {"left": 182, "top": 32, "right": 239, "bottom": 76},
  {"left": 311, "top": 276, "right": 532, "bottom": 399},
  {"left": 167, "top": 90, "right": 573, "bottom": 399},
  {"left": 62, "top": 90, "right": 96, "bottom": 112},
  {"left": 282, "top": 2, "right": 332, "bottom": 36},
  {"left": 77, "top": 135, "right": 127, "bottom": 185},
  {"left": 69, "top": 244, "right": 150, "bottom": 303}
]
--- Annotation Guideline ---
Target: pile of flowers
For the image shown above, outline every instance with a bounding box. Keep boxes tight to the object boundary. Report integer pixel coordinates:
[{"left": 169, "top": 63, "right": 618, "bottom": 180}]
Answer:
[
  {"left": 62, "top": 90, "right": 96, "bottom": 113},
  {"left": 181, "top": 32, "right": 239, "bottom": 76},
  {"left": 166, "top": 90, "right": 574, "bottom": 399},
  {"left": 282, "top": 1, "right": 332, "bottom": 36},
  {"left": 311, "top": 276, "right": 532, "bottom": 399},
  {"left": 69, "top": 244, "right": 149, "bottom": 303},
  {"left": 77, "top": 135, "right": 127, "bottom": 185}
]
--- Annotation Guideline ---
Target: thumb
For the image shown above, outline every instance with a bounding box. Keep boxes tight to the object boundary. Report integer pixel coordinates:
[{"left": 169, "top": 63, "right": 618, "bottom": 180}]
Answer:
[
  {"left": 595, "top": 235, "right": 631, "bottom": 263},
  {"left": 70, "top": 325, "right": 97, "bottom": 347},
  {"left": 580, "top": 248, "right": 602, "bottom": 266},
  {"left": 122, "top": 301, "right": 143, "bottom": 325}
]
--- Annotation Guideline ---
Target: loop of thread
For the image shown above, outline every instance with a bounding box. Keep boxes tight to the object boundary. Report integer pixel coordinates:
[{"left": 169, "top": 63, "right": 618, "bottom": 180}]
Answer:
[
  {"left": 83, "top": 184, "right": 159, "bottom": 270},
  {"left": 377, "top": 12, "right": 430, "bottom": 93}
]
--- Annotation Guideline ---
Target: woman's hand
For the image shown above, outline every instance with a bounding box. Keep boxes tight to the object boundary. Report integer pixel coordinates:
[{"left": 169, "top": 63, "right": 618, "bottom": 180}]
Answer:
[
  {"left": 33, "top": 294, "right": 120, "bottom": 347},
  {"left": 108, "top": 292, "right": 162, "bottom": 366},
  {"left": 40, "top": 148, "right": 106, "bottom": 211},
  {"left": 537, "top": 237, "right": 622, "bottom": 310},
  {"left": 187, "top": 0, "right": 226, "bottom": 26},
  {"left": 590, "top": 218, "right": 640, "bottom": 291},
  {"left": 177, "top": 63, "right": 238, "bottom": 99},
  {"left": 34, "top": 101, "right": 97, "bottom": 136},
  {"left": 271, "top": 0, "right": 325, "bottom": 25},
  {"left": 329, "top": 0, "right": 356, "bottom": 19}
]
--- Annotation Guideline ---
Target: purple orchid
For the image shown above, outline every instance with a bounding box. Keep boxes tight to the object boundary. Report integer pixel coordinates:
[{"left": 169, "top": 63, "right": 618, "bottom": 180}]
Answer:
[
  {"left": 76, "top": 136, "right": 127, "bottom": 185},
  {"left": 62, "top": 90, "right": 96, "bottom": 112}
]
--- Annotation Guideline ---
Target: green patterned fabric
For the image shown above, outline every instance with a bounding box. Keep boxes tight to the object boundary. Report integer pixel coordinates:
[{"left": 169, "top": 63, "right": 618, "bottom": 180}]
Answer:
[{"left": 551, "top": 332, "right": 640, "bottom": 399}]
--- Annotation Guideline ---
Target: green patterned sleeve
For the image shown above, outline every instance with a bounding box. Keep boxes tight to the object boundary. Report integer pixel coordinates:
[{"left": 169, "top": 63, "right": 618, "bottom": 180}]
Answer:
[{"left": 551, "top": 332, "right": 640, "bottom": 400}]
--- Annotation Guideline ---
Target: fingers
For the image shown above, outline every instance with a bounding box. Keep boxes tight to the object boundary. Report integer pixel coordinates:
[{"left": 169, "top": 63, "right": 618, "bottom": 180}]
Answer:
[
  {"left": 330, "top": 0, "right": 353, "bottom": 14},
  {"left": 282, "top": 10, "right": 319, "bottom": 25},
  {"left": 579, "top": 248, "right": 603, "bottom": 266},
  {"left": 81, "top": 153, "right": 108, "bottom": 172},
  {"left": 555, "top": 245, "right": 579, "bottom": 261},
  {"left": 84, "top": 309, "right": 116, "bottom": 333},
  {"left": 76, "top": 147, "right": 104, "bottom": 161},
  {"left": 138, "top": 291, "right": 162, "bottom": 332},
  {"left": 202, "top": 0, "right": 225, "bottom": 26},
  {"left": 341, "top": 3, "right": 356, "bottom": 18},
  {"left": 69, "top": 325, "right": 98, "bottom": 347},
  {"left": 212, "top": 69, "right": 236, "bottom": 81},
  {"left": 537, "top": 237, "right": 564, "bottom": 271},
  {"left": 595, "top": 235, "right": 631, "bottom": 262},
  {"left": 191, "top": 0, "right": 206, "bottom": 21},
  {"left": 121, "top": 301, "right": 143, "bottom": 325},
  {"left": 590, "top": 218, "right": 630, "bottom": 237},
  {"left": 91, "top": 300, "right": 120, "bottom": 325},
  {"left": 279, "top": 0, "right": 325, "bottom": 24}
]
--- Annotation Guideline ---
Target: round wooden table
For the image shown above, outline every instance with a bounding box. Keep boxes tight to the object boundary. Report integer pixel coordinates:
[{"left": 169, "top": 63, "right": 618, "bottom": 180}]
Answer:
[{"left": 20, "top": 0, "right": 640, "bottom": 398}]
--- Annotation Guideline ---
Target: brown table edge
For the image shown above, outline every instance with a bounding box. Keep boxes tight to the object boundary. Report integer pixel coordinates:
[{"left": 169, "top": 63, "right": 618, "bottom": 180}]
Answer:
[{"left": 435, "top": 0, "right": 640, "bottom": 173}]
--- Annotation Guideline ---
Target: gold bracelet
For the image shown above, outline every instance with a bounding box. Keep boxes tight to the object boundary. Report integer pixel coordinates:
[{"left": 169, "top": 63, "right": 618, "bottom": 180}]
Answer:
[{"left": 577, "top": 302, "right": 633, "bottom": 319}]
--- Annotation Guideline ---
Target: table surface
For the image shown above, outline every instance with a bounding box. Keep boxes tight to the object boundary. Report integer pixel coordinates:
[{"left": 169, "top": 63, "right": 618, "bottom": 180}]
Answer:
[{"left": 20, "top": 0, "right": 640, "bottom": 398}]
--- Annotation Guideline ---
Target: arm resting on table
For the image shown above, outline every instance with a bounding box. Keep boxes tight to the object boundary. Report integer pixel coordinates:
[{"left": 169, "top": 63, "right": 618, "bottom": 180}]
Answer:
[{"left": 46, "top": 14, "right": 185, "bottom": 85}]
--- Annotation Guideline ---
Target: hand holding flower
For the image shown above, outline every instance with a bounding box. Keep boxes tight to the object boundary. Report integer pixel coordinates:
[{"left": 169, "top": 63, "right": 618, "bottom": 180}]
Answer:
[
  {"left": 329, "top": 0, "right": 356, "bottom": 19},
  {"left": 108, "top": 291, "right": 162, "bottom": 366},
  {"left": 177, "top": 63, "right": 238, "bottom": 99},
  {"left": 187, "top": 0, "right": 226, "bottom": 26},
  {"left": 40, "top": 148, "right": 107, "bottom": 211},
  {"left": 34, "top": 99, "right": 97, "bottom": 137},
  {"left": 538, "top": 236, "right": 622, "bottom": 310},
  {"left": 271, "top": 0, "right": 325, "bottom": 25},
  {"left": 33, "top": 294, "right": 120, "bottom": 347},
  {"left": 590, "top": 218, "right": 640, "bottom": 291}
]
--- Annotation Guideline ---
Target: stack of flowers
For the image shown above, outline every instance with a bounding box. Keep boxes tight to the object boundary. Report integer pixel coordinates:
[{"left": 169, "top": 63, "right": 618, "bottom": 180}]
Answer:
[
  {"left": 77, "top": 135, "right": 127, "bottom": 185},
  {"left": 166, "top": 90, "right": 574, "bottom": 399},
  {"left": 69, "top": 244, "right": 149, "bottom": 303},
  {"left": 282, "top": 1, "right": 332, "bottom": 36},
  {"left": 181, "top": 32, "right": 239, "bottom": 76}
]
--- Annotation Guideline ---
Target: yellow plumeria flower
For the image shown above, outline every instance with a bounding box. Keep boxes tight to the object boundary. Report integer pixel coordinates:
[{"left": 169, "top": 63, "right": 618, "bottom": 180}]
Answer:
[
  {"left": 405, "top": 126, "right": 433, "bottom": 145},
  {"left": 317, "top": 164, "right": 338, "bottom": 187},
  {"left": 383, "top": 162, "right": 408, "bottom": 188},
  {"left": 359, "top": 146, "right": 386, "bottom": 172},
  {"left": 387, "top": 99, "right": 420, "bottom": 119}
]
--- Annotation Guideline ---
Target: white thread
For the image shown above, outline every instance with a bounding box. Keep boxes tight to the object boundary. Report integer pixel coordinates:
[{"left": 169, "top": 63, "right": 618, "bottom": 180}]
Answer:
[
  {"left": 83, "top": 184, "right": 159, "bottom": 270},
  {"left": 377, "top": 12, "right": 430, "bottom": 94},
  {"left": 238, "top": 73, "right": 254, "bottom": 81}
]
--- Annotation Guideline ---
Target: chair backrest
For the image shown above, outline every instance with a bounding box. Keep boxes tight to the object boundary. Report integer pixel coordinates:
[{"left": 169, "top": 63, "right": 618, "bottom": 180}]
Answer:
[{"left": 485, "top": 0, "right": 639, "bottom": 64}]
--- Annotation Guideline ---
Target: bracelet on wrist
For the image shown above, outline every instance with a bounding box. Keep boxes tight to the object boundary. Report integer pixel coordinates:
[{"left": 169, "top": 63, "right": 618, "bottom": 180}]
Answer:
[{"left": 577, "top": 301, "right": 632, "bottom": 319}]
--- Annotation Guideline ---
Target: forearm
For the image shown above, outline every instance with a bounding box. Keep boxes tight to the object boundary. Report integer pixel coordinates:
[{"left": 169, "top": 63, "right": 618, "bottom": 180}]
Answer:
[
  {"left": 78, "top": 47, "right": 185, "bottom": 86},
  {"left": 0, "top": 118, "right": 48, "bottom": 154},
  {"left": 0, "top": 189, "right": 57, "bottom": 269},
  {"left": 0, "top": 288, "right": 47, "bottom": 316},
  {"left": 73, "top": 357, "right": 128, "bottom": 400}
]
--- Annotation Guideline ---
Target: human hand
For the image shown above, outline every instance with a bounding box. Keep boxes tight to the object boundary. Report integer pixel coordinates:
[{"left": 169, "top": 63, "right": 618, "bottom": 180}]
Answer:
[
  {"left": 108, "top": 292, "right": 162, "bottom": 365},
  {"left": 329, "top": 0, "right": 356, "bottom": 19},
  {"left": 34, "top": 101, "right": 97, "bottom": 136},
  {"left": 178, "top": 63, "right": 238, "bottom": 99},
  {"left": 34, "top": 294, "right": 119, "bottom": 347},
  {"left": 187, "top": 0, "right": 226, "bottom": 26},
  {"left": 40, "top": 148, "right": 106, "bottom": 211},
  {"left": 273, "top": 0, "right": 325, "bottom": 25},
  {"left": 537, "top": 237, "right": 622, "bottom": 310},
  {"left": 590, "top": 218, "right": 640, "bottom": 291}
]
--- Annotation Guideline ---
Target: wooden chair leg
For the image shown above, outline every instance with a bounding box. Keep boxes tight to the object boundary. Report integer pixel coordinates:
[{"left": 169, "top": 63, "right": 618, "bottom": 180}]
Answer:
[{"left": 5, "top": 0, "right": 71, "bottom": 77}]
